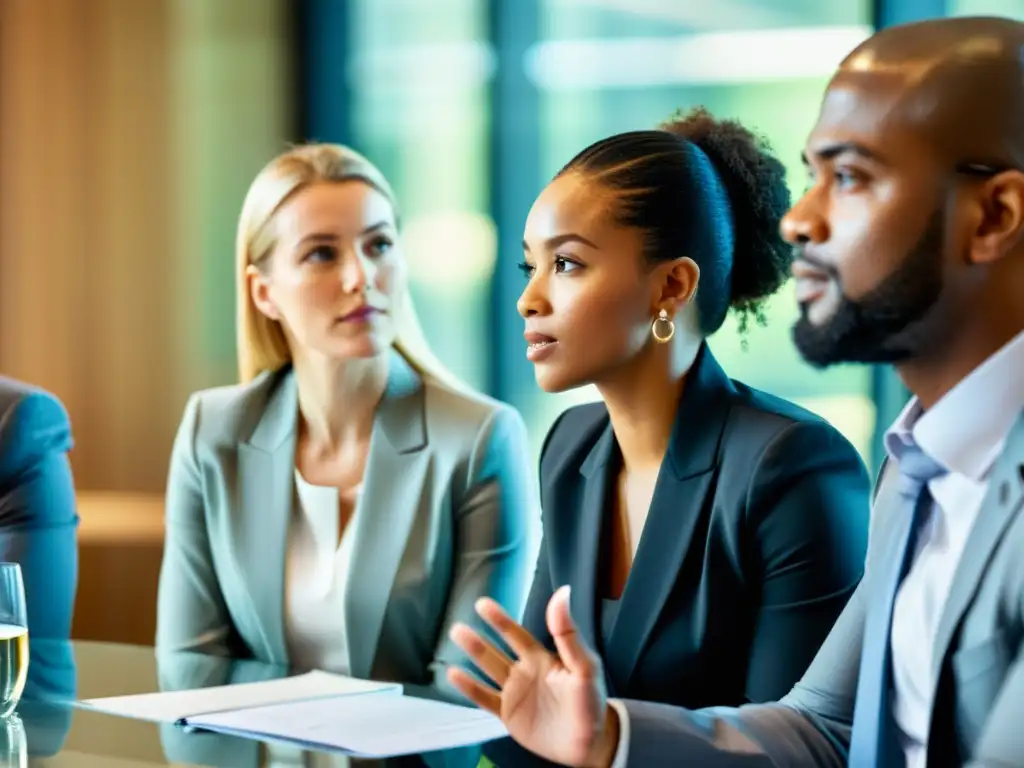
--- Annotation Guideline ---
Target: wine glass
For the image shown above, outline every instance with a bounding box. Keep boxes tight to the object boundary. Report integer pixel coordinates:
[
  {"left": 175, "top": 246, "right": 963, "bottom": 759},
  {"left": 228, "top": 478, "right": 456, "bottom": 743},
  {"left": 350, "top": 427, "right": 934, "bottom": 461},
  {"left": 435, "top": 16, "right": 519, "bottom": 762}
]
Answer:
[{"left": 0, "top": 564, "right": 28, "bottom": 718}]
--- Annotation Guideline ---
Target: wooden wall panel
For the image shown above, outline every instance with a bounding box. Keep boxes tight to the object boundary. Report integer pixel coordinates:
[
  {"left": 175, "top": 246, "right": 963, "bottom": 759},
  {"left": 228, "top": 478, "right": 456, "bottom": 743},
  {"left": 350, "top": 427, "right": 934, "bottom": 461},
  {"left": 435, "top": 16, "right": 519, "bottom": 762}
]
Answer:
[{"left": 0, "top": 0, "right": 293, "bottom": 493}]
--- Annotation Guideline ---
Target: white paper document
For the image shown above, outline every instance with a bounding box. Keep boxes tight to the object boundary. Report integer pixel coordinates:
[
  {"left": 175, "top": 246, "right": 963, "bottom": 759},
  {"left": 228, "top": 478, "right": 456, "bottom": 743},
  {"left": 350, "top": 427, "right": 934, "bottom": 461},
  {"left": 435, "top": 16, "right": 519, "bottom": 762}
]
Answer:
[
  {"left": 79, "top": 670, "right": 401, "bottom": 724},
  {"left": 187, "top": 692, "right": 509, "bottom": 757}
]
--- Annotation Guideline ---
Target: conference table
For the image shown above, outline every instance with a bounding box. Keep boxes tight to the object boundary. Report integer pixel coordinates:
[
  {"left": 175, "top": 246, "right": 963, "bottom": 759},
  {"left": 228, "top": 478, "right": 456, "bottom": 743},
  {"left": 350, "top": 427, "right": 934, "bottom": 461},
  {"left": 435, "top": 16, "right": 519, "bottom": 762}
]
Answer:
[{"left": 12, "top": 638, "right": 489, "bottom": 767}]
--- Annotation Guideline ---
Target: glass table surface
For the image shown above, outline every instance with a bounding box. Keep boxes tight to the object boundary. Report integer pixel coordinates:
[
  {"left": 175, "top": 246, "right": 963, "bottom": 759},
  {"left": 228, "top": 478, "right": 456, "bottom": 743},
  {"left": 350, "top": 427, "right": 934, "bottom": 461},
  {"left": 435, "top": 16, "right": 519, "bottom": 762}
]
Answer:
[{"left": 10, "top": 638, "right": 486, "bottom": 768}]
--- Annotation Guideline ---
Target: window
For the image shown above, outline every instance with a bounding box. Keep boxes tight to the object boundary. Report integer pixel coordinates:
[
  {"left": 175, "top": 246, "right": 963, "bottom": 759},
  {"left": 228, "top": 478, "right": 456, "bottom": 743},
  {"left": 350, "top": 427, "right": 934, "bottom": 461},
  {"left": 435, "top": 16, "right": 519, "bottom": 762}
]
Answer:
[
  {"left": 949, "top": 0, "right": 1024, "bottom": 15},
  {"left": 348, "top": 0, "right": 494, "bottom": 392}
]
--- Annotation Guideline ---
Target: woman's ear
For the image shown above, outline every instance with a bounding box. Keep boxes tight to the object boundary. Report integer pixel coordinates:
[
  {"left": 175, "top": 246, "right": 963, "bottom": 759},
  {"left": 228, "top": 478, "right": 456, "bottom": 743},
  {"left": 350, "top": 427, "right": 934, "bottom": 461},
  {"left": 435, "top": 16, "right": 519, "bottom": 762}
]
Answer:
[
  {"left": 656, "top": 256, "right": 700, "bottom": 313},
  {"left": 247, "top": 264, "right": 281, "bottom": 321}
]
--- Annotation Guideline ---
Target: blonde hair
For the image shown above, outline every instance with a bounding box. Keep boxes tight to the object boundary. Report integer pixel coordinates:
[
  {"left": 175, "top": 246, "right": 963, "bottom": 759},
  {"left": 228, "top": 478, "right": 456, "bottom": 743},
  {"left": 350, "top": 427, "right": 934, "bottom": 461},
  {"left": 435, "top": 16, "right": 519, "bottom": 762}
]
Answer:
[{"left": 236, "top": 143, "right": 466, "bottom": 392}]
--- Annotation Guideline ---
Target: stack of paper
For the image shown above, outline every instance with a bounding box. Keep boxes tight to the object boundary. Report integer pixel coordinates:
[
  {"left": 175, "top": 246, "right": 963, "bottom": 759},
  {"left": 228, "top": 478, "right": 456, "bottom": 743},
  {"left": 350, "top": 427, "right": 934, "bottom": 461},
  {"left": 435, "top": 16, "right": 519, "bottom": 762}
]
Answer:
[
  {"left": 79, "top": 671, "right": 507, "bottom": 756},
  {"left": 79, "top": 670, "right": 397, "bottom": 724},
  {"left": 187, "top": 693, "right": 508, "bottom": 758}
]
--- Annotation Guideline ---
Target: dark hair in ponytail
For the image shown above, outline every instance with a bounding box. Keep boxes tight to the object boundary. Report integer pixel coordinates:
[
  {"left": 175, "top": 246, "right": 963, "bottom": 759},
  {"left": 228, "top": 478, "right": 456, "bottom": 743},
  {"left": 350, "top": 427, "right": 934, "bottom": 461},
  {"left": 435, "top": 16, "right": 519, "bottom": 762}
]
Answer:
[{"left": 558, "top": 107, "right": 792, "bottom": 334}]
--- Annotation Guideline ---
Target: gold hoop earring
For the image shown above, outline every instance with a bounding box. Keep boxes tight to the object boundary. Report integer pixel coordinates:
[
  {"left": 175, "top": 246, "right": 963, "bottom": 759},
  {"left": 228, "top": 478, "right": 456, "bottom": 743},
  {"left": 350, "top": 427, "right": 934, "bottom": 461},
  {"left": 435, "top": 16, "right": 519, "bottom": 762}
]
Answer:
[{"left": 652, "top": 309, "right": 675, "bottom": 343}]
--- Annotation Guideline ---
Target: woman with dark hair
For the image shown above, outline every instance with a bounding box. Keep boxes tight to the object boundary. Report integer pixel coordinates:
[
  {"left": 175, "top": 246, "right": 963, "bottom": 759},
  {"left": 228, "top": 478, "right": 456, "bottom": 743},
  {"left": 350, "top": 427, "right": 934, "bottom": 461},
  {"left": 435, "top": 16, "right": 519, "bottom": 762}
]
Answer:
[{"left": 473, "top": 108, "right": 871, "bottom": 764}]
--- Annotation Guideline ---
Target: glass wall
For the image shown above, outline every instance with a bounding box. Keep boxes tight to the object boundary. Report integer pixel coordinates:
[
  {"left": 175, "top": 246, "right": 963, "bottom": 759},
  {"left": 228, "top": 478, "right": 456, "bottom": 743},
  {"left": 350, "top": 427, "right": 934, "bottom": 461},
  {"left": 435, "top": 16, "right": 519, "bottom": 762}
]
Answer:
[
  {"left": 348, "top": 0, "right": 494, "bottom": 393},
  {"left": 950, "top": 0, "right": 1024, "bottom": 14}
]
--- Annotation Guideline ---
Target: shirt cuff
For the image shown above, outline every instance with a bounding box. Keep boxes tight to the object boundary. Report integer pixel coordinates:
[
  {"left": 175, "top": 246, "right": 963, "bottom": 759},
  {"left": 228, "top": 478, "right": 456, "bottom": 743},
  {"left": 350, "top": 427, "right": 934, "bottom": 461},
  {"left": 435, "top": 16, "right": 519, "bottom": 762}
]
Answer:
[{"left": 608, "top": 699, "right": 630, "bottom": 768}]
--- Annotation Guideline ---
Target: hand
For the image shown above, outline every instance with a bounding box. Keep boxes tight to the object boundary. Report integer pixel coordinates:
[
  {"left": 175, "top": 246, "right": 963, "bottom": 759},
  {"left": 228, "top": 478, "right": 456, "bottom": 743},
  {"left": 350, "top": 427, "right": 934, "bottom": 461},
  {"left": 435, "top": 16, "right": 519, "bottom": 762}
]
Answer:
[{"left": 447, "top": 586, "right": 619, "bottom": 768}]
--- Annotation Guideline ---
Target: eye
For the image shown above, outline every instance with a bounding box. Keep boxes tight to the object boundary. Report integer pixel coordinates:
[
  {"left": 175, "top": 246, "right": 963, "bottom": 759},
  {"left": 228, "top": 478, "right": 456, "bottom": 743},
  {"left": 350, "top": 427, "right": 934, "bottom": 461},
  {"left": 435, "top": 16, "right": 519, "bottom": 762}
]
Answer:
[
  {"left": 553, "top": 256, "right": 581, "bottom": 274},
  {"left": 304, "top": 245, "right": 336, "bottom": 264},
  {"left": 833, "top": 167, "right": 864, "bottom": 190},
  {"left": 365, "top": 235, "right": 394, "bottom": 258},
  {"left": 517, "top": 261, "right": 535, "bottom": 279}
]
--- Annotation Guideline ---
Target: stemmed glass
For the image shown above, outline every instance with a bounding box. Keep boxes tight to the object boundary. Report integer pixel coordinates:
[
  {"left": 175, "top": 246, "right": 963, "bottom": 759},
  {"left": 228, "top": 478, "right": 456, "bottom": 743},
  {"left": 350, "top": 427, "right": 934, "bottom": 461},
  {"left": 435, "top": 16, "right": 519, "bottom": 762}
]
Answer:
[{"left": 0, "top": 563, "right": 28, "bottom": 719}]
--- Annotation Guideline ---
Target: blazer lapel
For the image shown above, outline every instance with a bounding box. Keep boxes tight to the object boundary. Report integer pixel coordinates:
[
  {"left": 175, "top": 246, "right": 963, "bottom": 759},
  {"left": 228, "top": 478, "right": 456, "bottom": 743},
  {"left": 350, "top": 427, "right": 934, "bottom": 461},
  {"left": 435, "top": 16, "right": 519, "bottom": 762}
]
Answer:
[
  {"left": 605, "top": 344, "right": 732, "bottom": 689},
  {"left": 572, "top": 421, "right": 618, "bottom": 653},
  {"left": 930, "top": 411, "right": 1024, "bottom": 683},
  {"left": 235, "top": 370, "right": 297, "bottom": 665},
  {"left": 344, "top": 351, "right": 431, "bottom": 679}
]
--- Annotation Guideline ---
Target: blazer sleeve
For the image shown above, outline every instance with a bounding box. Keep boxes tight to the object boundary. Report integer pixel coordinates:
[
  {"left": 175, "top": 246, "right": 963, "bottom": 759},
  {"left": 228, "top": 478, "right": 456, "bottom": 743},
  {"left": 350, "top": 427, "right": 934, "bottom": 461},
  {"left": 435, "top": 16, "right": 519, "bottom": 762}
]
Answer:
[
  {"left": 741, "top": 419, "right": 871, "bottom": 702},
  {"left": 969, "top": 592, "right": 1024, "bottom": 765},
  {"left": 427, "top": 405, "right": 539, "bottom": 699},
  {"left": 0, "top": 390, "right": 78, "bottom": 640},
  {"left": 156, "top": 394, "right": 237, "bottom": 656}
]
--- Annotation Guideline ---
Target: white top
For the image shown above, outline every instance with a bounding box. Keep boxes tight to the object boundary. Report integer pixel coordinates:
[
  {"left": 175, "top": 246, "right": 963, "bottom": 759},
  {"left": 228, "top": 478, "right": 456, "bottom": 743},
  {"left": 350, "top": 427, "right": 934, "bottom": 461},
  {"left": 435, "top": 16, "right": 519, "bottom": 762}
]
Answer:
[
  {"left": 283, "top": 469, "right": 361, "bottom": 674},
  {"left": 267, "top": 469, "right": 362, "bottom": 768},
  {"left": 886, "top": 328, "right": 1024, "bottom": 768},
  {"left": 609, "top": 328, "right": 1024, "bottom": 768},
  {"left": 625, "top": 491, "right": 648, "bottom": 561}
]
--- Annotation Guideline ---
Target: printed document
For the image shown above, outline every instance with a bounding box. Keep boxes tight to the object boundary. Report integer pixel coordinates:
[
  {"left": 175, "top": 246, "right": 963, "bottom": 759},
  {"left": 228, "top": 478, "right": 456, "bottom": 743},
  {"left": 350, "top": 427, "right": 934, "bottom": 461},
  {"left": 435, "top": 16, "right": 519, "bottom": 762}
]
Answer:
[
  {"left": 187, "top": 692, "right": 508, "bottom": 756},
  {"left": 79, "top": 670, "right": 400, "bottom": 724}
]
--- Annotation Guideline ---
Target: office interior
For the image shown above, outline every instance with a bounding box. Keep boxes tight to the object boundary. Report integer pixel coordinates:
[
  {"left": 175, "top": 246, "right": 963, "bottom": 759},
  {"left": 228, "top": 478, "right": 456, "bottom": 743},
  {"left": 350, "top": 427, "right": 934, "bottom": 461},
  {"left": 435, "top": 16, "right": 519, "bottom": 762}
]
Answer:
[{"left": 0, "top": 0, "right": 1014, "bottom": 646}]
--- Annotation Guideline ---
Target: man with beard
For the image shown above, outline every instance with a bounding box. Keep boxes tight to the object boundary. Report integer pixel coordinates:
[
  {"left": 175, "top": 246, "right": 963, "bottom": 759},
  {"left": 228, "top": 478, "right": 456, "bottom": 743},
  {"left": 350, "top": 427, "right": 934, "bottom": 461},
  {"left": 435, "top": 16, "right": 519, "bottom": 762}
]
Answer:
[{"left": 444, "top": 15, "right": 1024, "bottom": 768}]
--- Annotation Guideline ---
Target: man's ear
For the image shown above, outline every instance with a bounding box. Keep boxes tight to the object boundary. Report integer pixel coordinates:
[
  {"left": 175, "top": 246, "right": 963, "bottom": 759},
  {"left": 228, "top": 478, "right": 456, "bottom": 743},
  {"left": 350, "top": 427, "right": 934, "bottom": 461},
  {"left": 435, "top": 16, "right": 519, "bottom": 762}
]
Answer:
[
  {"left": 247, "top": 264, "right": 281, "bottom": 321},
  {"left": 971, "top": 170, "right": 1024, "bottom": 265}
]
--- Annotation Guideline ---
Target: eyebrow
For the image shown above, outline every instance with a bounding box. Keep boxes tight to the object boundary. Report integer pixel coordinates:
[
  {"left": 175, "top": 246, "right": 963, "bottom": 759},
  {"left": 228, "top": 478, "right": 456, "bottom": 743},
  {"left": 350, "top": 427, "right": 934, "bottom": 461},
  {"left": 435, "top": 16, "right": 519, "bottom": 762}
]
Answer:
[
  {"left": 522, "top": 233, "right": 599, "bottom": 252},
  {"left": 297, "top": 221, "right": 392, "bottom": 246},
  {"left": 800, "top": 142, "right": 884, "bottom": 167}
]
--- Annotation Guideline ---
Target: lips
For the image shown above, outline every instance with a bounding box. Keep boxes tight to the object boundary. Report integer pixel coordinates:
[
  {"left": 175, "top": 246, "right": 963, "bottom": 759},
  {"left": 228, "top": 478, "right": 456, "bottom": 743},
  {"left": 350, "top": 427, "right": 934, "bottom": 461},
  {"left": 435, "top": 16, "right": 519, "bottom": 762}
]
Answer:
[
  {"left": 794, "top": 280, "right": 827, "bottom": 305},
  {"left": 791, "top": 260, "right": 828, "bottom": 282},
  {"left": 524, "top": 331, "right": 556, "bottom": 346},
  {"left": 791, "top": 260, "right": 830, "bottom": 305},
  {"left": 524, "top": 330, "right": 558, "bottom": 361},
  {"left": 339, "top": 305, "right": 380, "bottom": 322}
]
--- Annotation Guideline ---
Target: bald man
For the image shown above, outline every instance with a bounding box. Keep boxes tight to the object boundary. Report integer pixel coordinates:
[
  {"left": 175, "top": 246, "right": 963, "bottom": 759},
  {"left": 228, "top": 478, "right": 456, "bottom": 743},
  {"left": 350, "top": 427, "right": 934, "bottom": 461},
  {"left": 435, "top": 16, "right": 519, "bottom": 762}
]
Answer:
[{"left": 444, "top": 16, "right": 1024, "bottom": 768}]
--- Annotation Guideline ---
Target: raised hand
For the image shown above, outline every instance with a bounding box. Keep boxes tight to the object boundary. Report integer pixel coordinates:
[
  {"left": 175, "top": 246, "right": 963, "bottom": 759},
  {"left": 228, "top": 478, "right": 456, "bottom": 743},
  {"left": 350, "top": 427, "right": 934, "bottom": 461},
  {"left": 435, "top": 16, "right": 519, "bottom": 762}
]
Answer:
[{"left": 447, "top": 586, "right": 620, "bottom": 768}]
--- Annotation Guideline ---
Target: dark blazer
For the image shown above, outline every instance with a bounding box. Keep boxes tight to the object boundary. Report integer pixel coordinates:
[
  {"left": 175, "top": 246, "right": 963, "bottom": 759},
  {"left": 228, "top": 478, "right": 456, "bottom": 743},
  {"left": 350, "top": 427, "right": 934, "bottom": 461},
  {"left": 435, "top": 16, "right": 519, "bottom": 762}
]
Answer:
[
  {"left": 486, "top": 344, "right": 870, "bottom": 765},
  {"left": 0, "top": 377, "right": 78, "bottom": 640}
]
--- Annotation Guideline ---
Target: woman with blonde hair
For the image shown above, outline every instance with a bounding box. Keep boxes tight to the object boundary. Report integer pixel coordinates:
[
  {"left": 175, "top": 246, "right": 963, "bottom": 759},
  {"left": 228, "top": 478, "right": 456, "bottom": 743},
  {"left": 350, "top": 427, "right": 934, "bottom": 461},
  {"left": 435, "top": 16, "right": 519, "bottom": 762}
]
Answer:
[{"left": 156, "top": 144, "right": 537, "bottom": 699}]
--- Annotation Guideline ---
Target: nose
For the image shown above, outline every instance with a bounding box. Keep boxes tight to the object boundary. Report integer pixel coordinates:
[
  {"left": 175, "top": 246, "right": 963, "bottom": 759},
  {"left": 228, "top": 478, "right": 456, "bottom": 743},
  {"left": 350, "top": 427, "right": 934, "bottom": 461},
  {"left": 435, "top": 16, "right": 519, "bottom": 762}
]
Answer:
[
  {"left": 780, "top": 189, "right": 830, "bottom": 246},
  {"left": 340, "top": 251, "right": 371, "bottom": 293},
  {"left": 516, "top": 270, "right": 550, "bottom": 319}
]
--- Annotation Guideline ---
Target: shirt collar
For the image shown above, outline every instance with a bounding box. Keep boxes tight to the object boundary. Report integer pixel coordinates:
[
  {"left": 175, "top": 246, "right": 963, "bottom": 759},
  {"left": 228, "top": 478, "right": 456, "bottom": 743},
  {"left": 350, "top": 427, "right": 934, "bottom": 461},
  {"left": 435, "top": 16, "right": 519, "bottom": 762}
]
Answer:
[{"left": 884, "top": 329, "right": 1024, "bottom": 481}]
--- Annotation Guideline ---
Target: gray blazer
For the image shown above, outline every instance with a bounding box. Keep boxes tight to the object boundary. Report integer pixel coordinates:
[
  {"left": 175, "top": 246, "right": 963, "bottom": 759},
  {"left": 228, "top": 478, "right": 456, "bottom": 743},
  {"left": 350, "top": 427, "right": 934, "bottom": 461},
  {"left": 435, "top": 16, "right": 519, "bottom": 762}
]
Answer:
[
  {"left": 156, "top": 351, "right": 538, "bottom": 700},
  {"left": 617, "top": 410, "right": 1024, "bottom": 766}
]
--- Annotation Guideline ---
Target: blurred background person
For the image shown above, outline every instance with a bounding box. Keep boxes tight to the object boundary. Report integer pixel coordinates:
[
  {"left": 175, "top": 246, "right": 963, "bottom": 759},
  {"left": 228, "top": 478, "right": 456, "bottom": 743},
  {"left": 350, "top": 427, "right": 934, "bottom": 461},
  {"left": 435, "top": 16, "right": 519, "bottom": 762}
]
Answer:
[
  {"left": 0, "top": 377, "right": 78, "bottom": 641},
  {"left": 482, "top": 109, "right": 870, "bottom": 766},
  {"left": 155, "top": 144, "right": 537, "bottom": 701}
]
